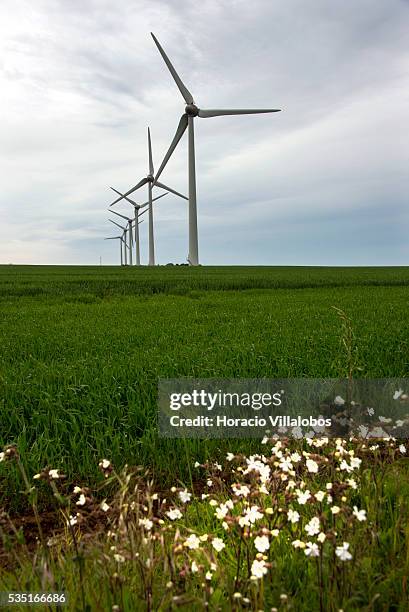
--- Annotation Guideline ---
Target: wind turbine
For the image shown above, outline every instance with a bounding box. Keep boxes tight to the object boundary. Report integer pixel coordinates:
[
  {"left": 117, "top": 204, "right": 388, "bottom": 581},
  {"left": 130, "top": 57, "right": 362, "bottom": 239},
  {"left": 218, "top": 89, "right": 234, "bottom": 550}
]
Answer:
[
  {"left": 104, "top": 235, "right": 126, "bottom": 266},
  {"left": 109, "top": 128, "right": 188, "bottom": 266},
  {"left": 150, "top": 32, "right": 281, "bottom": 266},
  {"left": 110, "top": 209, "right": 136, "bottom": 266},
  {"left": 109, "top": 219, "right": 130, "bottom": 265},
  {"left": 109, "top": 188, "right": 169, "bottom": 266}
]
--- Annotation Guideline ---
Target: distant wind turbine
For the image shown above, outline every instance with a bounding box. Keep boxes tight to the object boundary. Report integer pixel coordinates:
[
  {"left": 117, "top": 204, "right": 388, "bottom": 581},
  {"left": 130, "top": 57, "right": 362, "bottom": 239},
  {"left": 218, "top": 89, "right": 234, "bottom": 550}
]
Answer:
[
  {"left": 110, "top": 208, "right": 141, "bottom": 266},
  {"left": 109, "top": 188, "right": 168, "bottom": 266},
  {"left": 104, "top": 235, "right": 126, "bottom": 266},
  {"left": 150, "top": 32, "right": 281, "bottom": 266},
  {"left": 109, "top": 218, "right": 130, "bottom": 265},
  {"left": 109, "top": 128, "right": 187, "bottom": 266}
]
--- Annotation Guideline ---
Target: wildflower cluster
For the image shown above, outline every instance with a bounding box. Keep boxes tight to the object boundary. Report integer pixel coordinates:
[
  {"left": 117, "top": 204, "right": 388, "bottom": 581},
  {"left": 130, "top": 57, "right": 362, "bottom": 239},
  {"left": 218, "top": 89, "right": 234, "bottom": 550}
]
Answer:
[{"left": 0, "top": 432, "right": 407, "bottom": 609}]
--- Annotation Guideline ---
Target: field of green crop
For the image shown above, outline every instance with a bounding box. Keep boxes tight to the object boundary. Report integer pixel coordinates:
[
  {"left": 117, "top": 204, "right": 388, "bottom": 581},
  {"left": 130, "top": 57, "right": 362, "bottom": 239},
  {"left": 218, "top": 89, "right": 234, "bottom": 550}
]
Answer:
[{"left": 0, "top": 265, "right": 409, "bottom": 504}]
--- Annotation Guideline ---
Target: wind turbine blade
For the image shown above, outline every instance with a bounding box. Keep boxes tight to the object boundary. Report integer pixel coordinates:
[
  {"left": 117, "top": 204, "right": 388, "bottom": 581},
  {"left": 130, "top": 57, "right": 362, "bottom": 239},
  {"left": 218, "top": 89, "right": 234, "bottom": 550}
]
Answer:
[
  {"left": 110, "top": 209, "right": 131, "bottom": 222},
  {"left": 155, "top": 181, "right": 188, "bottom": 201},
  {"left": 138, "top": 207, "right": 149, "bottom": 218},
  {"left": 139, "top": 192, "right": 169, "bottom": 209},
  {"left": 153, "top": 192, "right": 169, "bottom": 203},
  {"left": 151, "top": 33, "right": 194, "bottom": 104},
  {"left": 104, "top": 236, "right": 121, "bottom": 240},
  {"left": 148, "top": 127, "right": 154, "bottom": 175},
  {"left": 138, "top": 219, "right": 145, "bottom": 225},
  {"left": 109, "top": 219, "right": 126, "bottom": 231},
  {"left": 198, "top": 108, "right": 281, "bottom": 118},
  {"left": 154, "top": 114, "right": 188, "bottom": 183},
  {"left": 110, "top": 187, "right": 139, "bottom": 207},
  {"left": 109, "top": 177, "right": 148, "bottom": 206}
]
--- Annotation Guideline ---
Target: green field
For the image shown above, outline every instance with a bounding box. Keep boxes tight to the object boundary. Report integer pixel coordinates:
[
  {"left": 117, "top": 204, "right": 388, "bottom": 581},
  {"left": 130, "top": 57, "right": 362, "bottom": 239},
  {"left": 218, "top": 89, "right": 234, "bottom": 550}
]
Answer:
[
  {"left": 1, "top": 265, "right": 408, "bottom": 611},
  {"left": 0, "top": 265, "right": 408, "bottom": 502}
]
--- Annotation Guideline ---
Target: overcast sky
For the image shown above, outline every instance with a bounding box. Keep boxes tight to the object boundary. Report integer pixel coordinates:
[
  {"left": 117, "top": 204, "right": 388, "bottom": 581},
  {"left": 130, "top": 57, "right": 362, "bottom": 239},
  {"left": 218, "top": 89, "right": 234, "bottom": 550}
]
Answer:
[{"left": 0, "top": 0, "right": 408, "bottom": 265}]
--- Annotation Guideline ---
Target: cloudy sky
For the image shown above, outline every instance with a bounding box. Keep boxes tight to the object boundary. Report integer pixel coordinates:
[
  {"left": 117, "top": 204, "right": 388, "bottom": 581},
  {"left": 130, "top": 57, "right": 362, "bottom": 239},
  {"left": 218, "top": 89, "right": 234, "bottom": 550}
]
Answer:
[{"left": 0, "top": 0, "right": 408, "bottom": 265}]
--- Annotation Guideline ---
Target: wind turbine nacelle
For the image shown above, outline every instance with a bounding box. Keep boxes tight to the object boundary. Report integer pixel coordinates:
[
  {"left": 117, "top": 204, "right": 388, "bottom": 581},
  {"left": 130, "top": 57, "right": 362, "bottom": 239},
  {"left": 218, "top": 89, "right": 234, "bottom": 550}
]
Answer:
[
  {"left": 147, "top": 174, "right": 155, "bottom": 182},
  {"left": 185, "top": 104, "right": 199, "bottom": 116}
]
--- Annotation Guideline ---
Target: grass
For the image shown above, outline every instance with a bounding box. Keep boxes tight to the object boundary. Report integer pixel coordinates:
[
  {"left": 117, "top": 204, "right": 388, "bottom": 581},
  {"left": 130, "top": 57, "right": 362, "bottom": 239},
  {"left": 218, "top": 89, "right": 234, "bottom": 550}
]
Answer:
[
  {"left": 0, "top": 264, "right": 408, "bottom": 610},
  {"left": 0, "top": 265, "right": 408, "bottom": 505}
]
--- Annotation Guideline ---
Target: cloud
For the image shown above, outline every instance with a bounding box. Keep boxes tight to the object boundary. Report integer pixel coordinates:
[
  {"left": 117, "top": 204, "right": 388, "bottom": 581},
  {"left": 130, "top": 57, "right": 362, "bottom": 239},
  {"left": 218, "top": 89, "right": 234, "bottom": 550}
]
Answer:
[{"left": 0, "top": 0, "right": 408, "bottom": 265}]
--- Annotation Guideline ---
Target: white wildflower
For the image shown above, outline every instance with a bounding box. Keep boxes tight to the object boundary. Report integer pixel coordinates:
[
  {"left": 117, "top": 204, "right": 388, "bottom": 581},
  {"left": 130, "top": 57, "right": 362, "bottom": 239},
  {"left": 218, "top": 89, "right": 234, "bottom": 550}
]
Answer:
[
  {"left": 139, "top": 518, "right": 153, "bottom": 531},
  {"left": 212, "top": 537, "right": 225, "bottom": 552},
  {"left": 291, "top": 426, "right": 303, "bottom": 439},
  {"left": 352, "top": 506, "right": 367, "bottom": 522},
  {"left": 179, "top": 489, "right": 192, "bottom": 504},
  {"left": 305, "top": 517, "right": 320, "bottom": 536},
  {"left": 296, "top": 489, "right": 311, "bottom": 505},
  {"left": 306, "top": 459, "right": 319, "bottom": 473},
  {"left": 315, "top": 490, "right": 325, "bottom": 502},
  {"left": 254, "top": 535, "right": 270, "bottom": 552},
  {"left": 215, "top": 502, "right": 231, "bottom": 520},
  {"left": 166, "top": 508, "right": 182, "bottom": 521},
  {"left": 279, "top": 457, "right": 293, "bottom": 472},
  {"left": 336, "top": 542, "right": 352, "bottom": 561},
  {"left": 246, "top": 505, "right": 264, "bottom": 524},
  {"left": 76, "top": 494, "right": 86, "bottom": 506},
  {"left": 184, "top": 534, "right": 200, "bottom": 550},
  {"left": 304, "top": 542, "right": 319, "bottom": 557},
  {"left": 251, "top": 559, "right": 268, "bottom": 579},
  {"left": 339, "top": 460, "right": 352, "bottom": 473},
  {"left": 232, "top": 483, "right": 251, "bottom": 498},
  {"left": 290, "top": 452, "right": 302, "bottom": 462},
  {"left": 287, "top": 509, "right": 300, "bottom": 524}
]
